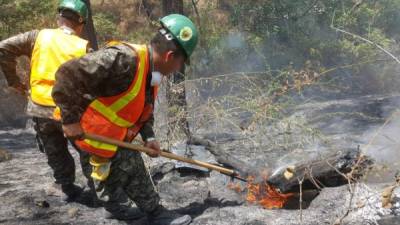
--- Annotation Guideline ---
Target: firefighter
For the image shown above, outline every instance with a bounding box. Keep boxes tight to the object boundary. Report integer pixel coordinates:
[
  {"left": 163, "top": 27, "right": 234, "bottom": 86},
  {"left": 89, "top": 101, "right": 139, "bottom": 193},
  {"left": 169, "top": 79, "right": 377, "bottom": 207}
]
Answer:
[
  {"left": 0, "top": 0, "right": 90, "bottom": 200},
  {"left": 52, "top": 14, "right": 198, "bottom": 225}
]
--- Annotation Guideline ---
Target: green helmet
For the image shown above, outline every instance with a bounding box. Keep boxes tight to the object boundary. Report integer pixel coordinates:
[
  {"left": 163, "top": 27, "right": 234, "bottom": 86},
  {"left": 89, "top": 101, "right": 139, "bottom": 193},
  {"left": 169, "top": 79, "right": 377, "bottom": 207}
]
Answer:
[
  {"left": 58, "top": 0, "right": 88, "bottom": 23},
  {"left": 160, "top": 14, "right": 198, "bottom": 58}
]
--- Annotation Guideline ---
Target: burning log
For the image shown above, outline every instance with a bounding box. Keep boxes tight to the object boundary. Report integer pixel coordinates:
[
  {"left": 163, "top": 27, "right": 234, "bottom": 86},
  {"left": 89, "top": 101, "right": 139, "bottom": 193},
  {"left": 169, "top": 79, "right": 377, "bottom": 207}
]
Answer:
[
  {"left": 227, "top": 149, "right": 372, "bottom": 209},
  {"left": 227, "top": 175, "right": 294, "bottom": 209},
  {"left": 246, "top": 175, "right": 294, "bottom": 209},
  {"left": 189, "top": 136, "right": 373, "bottom": 209},
  {"left": 267, "top": 148, "right": 373, "bottom": 194}
]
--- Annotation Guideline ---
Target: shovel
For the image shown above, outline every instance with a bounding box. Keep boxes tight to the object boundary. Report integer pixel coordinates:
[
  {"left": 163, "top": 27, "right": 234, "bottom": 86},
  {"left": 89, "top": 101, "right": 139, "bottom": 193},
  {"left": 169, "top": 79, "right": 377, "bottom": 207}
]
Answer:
[{"left": 84, "top": 133, "right": 248, "bottom": 182}]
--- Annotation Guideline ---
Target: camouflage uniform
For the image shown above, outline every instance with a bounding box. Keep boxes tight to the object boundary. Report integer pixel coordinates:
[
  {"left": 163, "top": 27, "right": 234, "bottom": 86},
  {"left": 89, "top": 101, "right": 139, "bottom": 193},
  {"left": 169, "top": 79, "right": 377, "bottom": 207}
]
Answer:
[
  {"left": 52, "top": 44, "right": 160, "bottom": 213},
  {"left": 33, "top": 117, "right": 76, "bottom": 185},
  {"left": 80, "top": 148, "right": 160, "bottom": 213},
  {"left": 0, "top": 29, "right": 88, "bottom": 188}
]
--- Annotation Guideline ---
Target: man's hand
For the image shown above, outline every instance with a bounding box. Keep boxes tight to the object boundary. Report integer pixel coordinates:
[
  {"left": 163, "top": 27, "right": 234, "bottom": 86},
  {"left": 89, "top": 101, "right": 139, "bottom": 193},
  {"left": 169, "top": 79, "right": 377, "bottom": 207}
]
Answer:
[
  {"left": 62, "top": 123, "right": 84, "bottom": 140},
  {"left": 144, "top": 139, "right": 161, "bottom": 158}
]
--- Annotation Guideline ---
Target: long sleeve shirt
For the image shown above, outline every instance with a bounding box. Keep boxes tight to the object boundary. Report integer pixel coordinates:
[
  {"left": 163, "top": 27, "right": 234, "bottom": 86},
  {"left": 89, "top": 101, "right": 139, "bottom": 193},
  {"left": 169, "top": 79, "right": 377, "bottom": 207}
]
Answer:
[
  {"left": 52, "top": 44, "right": 155, "bottom": 140},
  {"left": 0, "top": 30, "right": 39, "bottom": 87}
]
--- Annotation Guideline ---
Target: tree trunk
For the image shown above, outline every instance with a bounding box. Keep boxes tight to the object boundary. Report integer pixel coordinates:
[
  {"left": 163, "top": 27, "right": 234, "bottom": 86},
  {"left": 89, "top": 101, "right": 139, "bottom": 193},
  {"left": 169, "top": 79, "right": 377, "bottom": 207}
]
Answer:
[
  {"left": 81, "top": 0, "right": 98, "bottom": 50},
  {"left": 162, "top": 0, "right": 191, "bottom": 146},
  {"left": 162, "top": 0, "right": 183, "bottom": 15}
]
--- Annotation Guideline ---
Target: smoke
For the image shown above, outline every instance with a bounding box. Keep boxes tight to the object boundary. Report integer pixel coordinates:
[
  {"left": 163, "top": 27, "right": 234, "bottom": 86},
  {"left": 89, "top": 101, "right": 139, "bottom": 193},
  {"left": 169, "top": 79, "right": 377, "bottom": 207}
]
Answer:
[
  {"left": 224, "top": 33, "right": 246, "bottom": 49},
  {"left": 193, "top": 32, "right": 267, "bottom": 77},
  {"left": 361, "top": 98, "right": 400, "bottom": 172},
  {"left": 167, "top": 2, "right": 400, "bottom": 185}
]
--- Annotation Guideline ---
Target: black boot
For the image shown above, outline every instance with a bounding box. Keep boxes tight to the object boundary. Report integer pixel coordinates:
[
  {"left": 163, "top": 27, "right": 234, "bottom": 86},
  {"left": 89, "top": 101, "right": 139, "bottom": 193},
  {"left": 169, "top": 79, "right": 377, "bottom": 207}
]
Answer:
[
  {"left": 74, "top": 188, "right": 103, "bottom": 208},
  {"left": 147, "top": 206, "right": 191, "bottom": 225},
  {"left": 61, "top": 183, "right": 83, "bottom": 201},
  {"left": 104, "top": 206, "right": 146, "bottom": 220}
]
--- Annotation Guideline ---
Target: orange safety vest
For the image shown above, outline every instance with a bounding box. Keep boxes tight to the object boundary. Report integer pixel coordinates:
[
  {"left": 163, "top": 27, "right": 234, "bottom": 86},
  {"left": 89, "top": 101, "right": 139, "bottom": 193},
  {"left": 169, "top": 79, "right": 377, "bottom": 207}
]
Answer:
[
  {"left": 76, "top": 43, "right": 158, "bottom": 158},
  {"left": 30, "top": 28, "right": 88, "bottom": 108}
]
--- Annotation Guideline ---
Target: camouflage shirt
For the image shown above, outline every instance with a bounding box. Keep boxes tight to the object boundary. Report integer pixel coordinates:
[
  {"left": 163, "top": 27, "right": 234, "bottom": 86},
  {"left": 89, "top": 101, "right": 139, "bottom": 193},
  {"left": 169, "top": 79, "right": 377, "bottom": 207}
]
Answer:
[
  {"left": 0, "top": 30, "right": 38, "bottom": 87},
  {"left": 52, "top": 44, "right": 156, "bottom": 140}
]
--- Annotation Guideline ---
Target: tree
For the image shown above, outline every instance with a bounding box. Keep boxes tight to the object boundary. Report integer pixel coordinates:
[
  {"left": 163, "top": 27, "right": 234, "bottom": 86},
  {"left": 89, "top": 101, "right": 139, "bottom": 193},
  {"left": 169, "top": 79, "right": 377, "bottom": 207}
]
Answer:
[
  {"left": 162, "top": 0, "right": 183, "bottom": 15},
  {"left": 81, "top": 0, "right": 98, "bottom": 50},
  {"left": 162, "top": 0, "right": 192, "bottom": 148}
]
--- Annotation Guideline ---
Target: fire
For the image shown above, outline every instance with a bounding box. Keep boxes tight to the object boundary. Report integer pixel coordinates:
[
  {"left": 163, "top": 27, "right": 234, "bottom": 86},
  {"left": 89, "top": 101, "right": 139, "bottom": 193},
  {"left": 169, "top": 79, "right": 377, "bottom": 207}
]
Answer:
[
  {"left": 228, "top": 176, "right": 294, "bottom": 209},
  {"left": 227, "top": 182, "right": 243, "bottom": 193}
]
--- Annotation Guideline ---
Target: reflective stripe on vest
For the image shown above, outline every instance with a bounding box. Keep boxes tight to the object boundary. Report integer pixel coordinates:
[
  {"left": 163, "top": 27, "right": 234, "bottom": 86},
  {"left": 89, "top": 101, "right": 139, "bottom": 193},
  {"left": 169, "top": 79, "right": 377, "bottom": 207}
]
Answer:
[
  {"left": 76, "top": 43, "right": 152, "bottom": 158},
  {"left": 30, "top": 29, "right": 88, "bottom": 107},
  {"left": 89, "top": 44, "right": 148, "bottom": 127}
]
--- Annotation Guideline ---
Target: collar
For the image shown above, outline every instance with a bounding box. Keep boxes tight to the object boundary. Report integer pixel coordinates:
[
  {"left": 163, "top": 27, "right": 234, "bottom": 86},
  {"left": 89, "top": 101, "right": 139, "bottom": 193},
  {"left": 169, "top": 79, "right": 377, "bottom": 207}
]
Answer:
[{"left": 59, "top": 26, "right": 76, "bottom": 35}]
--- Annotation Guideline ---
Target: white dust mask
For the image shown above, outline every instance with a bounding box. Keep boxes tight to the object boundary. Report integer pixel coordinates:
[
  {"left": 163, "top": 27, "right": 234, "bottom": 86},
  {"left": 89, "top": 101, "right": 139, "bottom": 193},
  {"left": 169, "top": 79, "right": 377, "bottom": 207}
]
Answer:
[{"left": 151, "top": 71, "right": 162, "bottom": 86}]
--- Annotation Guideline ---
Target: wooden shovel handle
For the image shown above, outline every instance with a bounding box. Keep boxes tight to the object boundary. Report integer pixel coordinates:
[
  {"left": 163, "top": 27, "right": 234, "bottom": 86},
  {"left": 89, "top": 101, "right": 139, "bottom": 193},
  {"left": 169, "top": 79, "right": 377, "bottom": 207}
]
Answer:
[{"left": 83, "top": 133, "right": 236, "bottom": 176}]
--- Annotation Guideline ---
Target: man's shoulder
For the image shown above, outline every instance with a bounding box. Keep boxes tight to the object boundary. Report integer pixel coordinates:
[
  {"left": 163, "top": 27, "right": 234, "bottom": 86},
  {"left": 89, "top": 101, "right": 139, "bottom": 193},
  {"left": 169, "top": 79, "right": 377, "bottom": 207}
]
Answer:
[
  {"left": 0, "top": 29, "right": 39, "bottom": 50},
  {"left": 105, "top": 42, "right": 138, "bottom": 58},
  {"left": 3, "top": 29, "right": 40, "bottom": 41}
]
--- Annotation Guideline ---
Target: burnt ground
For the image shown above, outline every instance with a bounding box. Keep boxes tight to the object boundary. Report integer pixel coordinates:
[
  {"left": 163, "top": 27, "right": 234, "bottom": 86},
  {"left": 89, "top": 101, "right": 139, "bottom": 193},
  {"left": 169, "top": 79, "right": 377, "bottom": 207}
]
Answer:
[
  {"left": 1, "top": 96, "right": 400, "bottom": 225},
  {"left": 1, "top": 73, "right": 400, "bottom": 224},
  {"left": 0, "top": 128, "right": 399, "bottom": 225}
]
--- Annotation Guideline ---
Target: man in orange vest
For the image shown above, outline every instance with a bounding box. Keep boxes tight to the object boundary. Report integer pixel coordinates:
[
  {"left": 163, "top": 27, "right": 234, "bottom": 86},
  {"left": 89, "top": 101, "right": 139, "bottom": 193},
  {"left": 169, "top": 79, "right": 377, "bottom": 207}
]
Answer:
[
  {"left": 0, "top": 0, "right": 90, "bottom": 200},
  {"left": 52, "top": 14, "right": 198, "bottom": 225}
]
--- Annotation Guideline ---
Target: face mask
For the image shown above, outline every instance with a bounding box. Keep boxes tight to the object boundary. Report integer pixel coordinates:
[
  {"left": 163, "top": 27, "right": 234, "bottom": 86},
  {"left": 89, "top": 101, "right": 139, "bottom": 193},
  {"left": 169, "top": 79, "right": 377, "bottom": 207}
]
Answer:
[
  {"left": 151, "top": 71, "right": 162, "bottom": 86},
  {"left": 60, "top": 26, "right": 74, "bottom": 35}
]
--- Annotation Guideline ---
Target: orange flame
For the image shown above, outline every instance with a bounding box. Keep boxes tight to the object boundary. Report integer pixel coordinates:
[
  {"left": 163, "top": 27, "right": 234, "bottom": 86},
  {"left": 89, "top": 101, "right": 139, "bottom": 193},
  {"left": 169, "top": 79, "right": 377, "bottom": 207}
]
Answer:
[
  {"left": 229, "top": 176, "right": 294, "bottom": 209},
  {"left": 227, "top": 182, "right": 243, "bottom": 193}
]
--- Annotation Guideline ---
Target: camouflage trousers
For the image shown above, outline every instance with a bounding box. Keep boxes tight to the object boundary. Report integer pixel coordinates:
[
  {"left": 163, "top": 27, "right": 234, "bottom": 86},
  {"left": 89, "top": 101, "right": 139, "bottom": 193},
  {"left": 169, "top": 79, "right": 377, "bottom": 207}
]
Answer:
[
  {"left": 79, "top": 148, "right": 161, "bottom": 213},
  {"left": 33, "top": 117, "right": 76, "bottom": 185}
]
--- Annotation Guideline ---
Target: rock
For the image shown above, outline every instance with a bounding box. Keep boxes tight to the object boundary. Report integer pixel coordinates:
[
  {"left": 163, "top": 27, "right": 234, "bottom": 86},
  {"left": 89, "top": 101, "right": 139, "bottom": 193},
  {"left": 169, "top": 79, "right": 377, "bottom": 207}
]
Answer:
[
  {"left": 68, "top": 208, "right": 79, "bottom": 218},
  {"left": 34, "top": 200, "right": 50, "bottom": 208},
  {"left": 151, "top": 162, "right": 176, "bottom": 183},
  {"left": 377, "top": 216, "right": 400, "bottom": 225},
  {"left": 45, "top": 185, "right": 62, "bottom": 197},
  {"left": 202, "top": 132, "right": 239, "bottom": 143},
  {"left": 0, "top": 149, "right": 11, "bottom": 162}
]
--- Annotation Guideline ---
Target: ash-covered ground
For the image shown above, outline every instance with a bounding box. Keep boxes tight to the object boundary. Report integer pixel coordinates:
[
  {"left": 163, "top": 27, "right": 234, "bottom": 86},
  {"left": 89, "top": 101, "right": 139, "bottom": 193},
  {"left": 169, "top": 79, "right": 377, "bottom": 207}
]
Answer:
[{"left": 1, "top": 74, "right": 400, "bottom": 225}]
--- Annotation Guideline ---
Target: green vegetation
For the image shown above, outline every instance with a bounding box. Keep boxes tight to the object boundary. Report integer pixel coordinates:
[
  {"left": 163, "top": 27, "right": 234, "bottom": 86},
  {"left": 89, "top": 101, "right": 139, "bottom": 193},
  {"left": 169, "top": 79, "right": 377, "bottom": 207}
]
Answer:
[
  {"left": 0, "top": 0, "right": 57, "bottom": 38},
  {"left": 2, "top": 0, "right": 399, "bottom": 150},
  {"left": 191, "top": 0, "right": 400, "bottom": 95},
  {"left": 2, "top": 0, "right": 400, "bottom": 95}
]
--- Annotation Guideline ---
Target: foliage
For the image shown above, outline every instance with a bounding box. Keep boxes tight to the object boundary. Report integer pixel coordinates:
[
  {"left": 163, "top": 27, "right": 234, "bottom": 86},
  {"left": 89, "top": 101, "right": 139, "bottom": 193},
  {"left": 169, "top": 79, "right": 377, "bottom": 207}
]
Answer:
[
  {"left": 92, "top": 12, "right": 122, "bottom": 43},
  {"left": 186, "top": 0, "right": 400, "bottom": 96},
  {"left": 2, "top": 0, "right": 400, "bottom": 148},
  {"left": 0, "top": 0, "right": 57, "bottom": 38},
  {"left": 2, "top": 0, "right": 400, "bottom": 95}
]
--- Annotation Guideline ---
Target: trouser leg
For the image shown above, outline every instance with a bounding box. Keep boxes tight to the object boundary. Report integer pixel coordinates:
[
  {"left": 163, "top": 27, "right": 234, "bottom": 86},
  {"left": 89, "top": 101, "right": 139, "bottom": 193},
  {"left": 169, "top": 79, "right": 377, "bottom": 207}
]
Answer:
[
  {"left": 91, "top": 148, "right": 160, "bottom": 214},
  {"left": 73, "top": 143, "right": 93, "bottom": 185},
  {"left": 33, "top": 117, "right": 75, "bottom": 185},
  {"left": 118, "top": 149, "right": 160, "bottom": 213}
]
